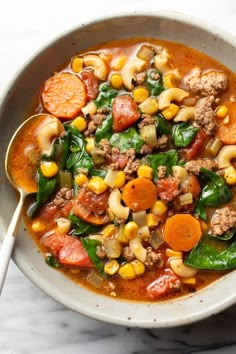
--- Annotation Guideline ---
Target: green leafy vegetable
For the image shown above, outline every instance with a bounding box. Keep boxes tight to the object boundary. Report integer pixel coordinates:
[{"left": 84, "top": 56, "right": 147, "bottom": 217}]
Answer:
[
  {"left": 195, "top": 168, "right": 233, "bottom": 221},
  {"left": 90, "top": 169, "right": 107, "bottom": 178},
  {"left": 154, "top": 114, "right": 171, "bottom": 136},
  {"left": 95, "top": 113, "right": 113, "bottom": 143},
  {"left": 144, "top": 150, "right": 179, "bottom": 181},
  {"left": 45, "top": 254, "right": 62, "bottom": 269},
  {"left": 29, "top": 169, "right": 57, "bottom": 218},
  {"left": 173, "top": 122, "right": 199, "bottom": 147},
  {"left": 52, "top": 133, "right": 70, "bottom": 169},
  {"left": 185, "top": 233, "right": 236, "bottom": 270},
  {"left": 146, "top": 68, "right": 165, "bottom": 96},
  {"left": 110, "top": 127, "right": 144, "bottom": 153},
  {"left": 81, "top": 238, "right": 104, "bottom": 273},
  {"left": 94, "top": 83, "right": 118, "bottom": 108},
  {"left": 65, "top": 124, "right": 94, "bottom": 173},
  {"left": 68, "top": 213, "right": 101, "bottom": 236}
]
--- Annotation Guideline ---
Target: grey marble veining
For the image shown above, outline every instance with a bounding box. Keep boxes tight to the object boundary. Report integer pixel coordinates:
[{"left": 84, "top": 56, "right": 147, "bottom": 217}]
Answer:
[{"left": 1, "top": 1, "right": 236, "bottom": 353}]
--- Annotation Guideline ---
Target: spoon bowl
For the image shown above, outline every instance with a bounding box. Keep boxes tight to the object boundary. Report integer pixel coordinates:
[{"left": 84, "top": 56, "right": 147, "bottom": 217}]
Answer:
[{"left": 0, "top": 113, "right": 60, "bottom": 293}]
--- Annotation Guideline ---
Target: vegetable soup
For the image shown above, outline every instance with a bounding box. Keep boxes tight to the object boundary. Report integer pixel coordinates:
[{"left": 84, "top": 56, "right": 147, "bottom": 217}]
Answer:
[{"left": 13, "top": 37, "right": 236, "bottom": 301}]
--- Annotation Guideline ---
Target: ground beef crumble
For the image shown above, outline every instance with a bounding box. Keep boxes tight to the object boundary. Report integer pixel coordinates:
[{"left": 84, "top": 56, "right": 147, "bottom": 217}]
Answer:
[
  {"left": 185, "top": 158, "right": 218, "bottom": 175},
  {"left": 210, "top": 207, "right": 236, "bottom": 236},
  {"left": 53, "top": 187, "right": 73, "bottom": 206}
]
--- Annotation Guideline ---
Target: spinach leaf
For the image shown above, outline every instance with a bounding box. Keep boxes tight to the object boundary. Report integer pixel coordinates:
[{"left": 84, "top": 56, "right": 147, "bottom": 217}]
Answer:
[
  {"left": 29, "top": 169, "right": 57, "bottom": 218},
  {"left": 194, "top": 168, "right": 233, "bottom": 220},
  {"left": 173, "top": 122, "right": 199, "bottom": 147},
  {"left": 154, "top": 114, "right": 171, "bottom": 136},
  {"left": 81, "top": 238, "right": 104, "bottom": 273},
  {"left": 146, "top": 68, "right": 165, "bottom": 96},
  {"left": 110, "top": 127, "right": 144, "bottom": 153},
  {"left": 68, "top": 213, "right": 101, "bottom": 236},
  {"left": 184, "top": 233, "right": 236, "bottom": 270},
  {"left": 90, "top": 168, "right": 106, "bottom": 178},
  {"left": 144, "top": 150, "right": 179, "bottom": 181},
  {"left": 45, "top": 254, "right": 62, "bottom": 269},
  {"left": 65, "top": 124, "right": 94, "bottom": 173},
  {"left": 95, "top": 113, "right": 113, "bottom": 143},
  {"left": 94, "top": 83, "right": 118, "bottom": 108}
]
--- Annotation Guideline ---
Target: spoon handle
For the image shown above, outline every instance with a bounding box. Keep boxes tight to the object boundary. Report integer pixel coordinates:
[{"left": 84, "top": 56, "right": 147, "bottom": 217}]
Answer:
[{"left": 0, "top": 192, "right": 25, "bottom": 294}]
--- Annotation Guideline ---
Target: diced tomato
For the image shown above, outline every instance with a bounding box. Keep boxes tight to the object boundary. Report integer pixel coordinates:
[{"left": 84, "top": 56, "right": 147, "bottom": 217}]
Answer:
[
  {"left": 80, "top": 69, "right": 99, "bottom": 100},
  {"left": 60, "top": 200, "right": 73, "bottom": 217},
  {"left": 43, "top": 232, "right": 94, "bottom": 267},
  {"left": 156, "top": 176, "right": 180, "bottom": 202},
  {"left": 43, "top": 233, "right": 68, "bottom": 256},
  {"left": 59, "top": 237, "right": 94, "bottom": 267},
  {"left": 38, "top": 203, "right": 58, "bottom": 223},
  {"left": 116, "top": 154, "right": 128, "bottom": 169},
  {"left": 146, "top": 268, "right": 181, "bottom": 299},
  {"left": 112, "top": 94, "right": 140, "bottom": 132},
  {"left": 182, "top": 128, "right": 207, "bottom": 161},
  {"left": 77, "top": 187, "right": 109, "bottom": 215}
]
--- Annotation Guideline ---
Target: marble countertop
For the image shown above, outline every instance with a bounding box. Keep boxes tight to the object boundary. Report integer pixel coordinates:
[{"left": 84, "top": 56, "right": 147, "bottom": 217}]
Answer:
[{"left": 1, "top": 1, "right": 236, "bottom": 353}]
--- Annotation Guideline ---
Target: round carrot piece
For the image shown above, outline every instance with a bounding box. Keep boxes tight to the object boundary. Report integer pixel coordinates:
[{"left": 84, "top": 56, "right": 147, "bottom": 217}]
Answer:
[
  {"left": 163, "top": 214, "right": 202, "bottom": 252},
  {"left": 216, "top": 115, "right": 236, "bottom": 144},
  {"left": 121, "top": 177, "right": 157, "bottom": 211},
  {"left": 41, "top": 72, "right": 87, "bottom": 119}
]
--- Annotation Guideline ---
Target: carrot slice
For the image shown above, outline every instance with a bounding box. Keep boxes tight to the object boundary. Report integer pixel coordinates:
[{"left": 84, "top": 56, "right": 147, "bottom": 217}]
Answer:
[
  {"left": 41, "top": 72, "right": 87, "bottom": 119},
  {"left": 216, "top": 114, "right": 236, "bottom": 144},
  {"left": 163, "top": 214, "right": 202, "bottom": 251},
  {"left": 73, "top": 202, "right": 109, "bottom": 226},
  {"left": 121, "top": 177, "right": 157, "bottom": 211}
]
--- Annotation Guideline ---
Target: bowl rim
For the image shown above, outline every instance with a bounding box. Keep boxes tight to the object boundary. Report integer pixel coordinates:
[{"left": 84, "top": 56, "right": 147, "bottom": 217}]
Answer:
[{"left": 1, "top": 9, "right": 236, "bottom": 328}]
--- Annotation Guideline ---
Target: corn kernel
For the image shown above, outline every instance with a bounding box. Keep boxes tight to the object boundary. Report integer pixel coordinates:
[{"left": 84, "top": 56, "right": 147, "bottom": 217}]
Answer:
[
  {"left": 131, "top": 260, "right": 145, "bottom": 276},
  {"left": 137, "top": 165, "right": 153, "bottom": 180},
  {"left": 163, "top": 73, "right": 176, "bottom": 88},
  {"left": 102, "top": 224, "right": 116, "bottom": 239},
  {"left": 182, "top": 277, "right": 197, "bottom": 285},
  {"left": 162, "top": 103, "right": 180, "bottom": 120},
  {"left": 111, "top": 55, "right": 127, "bottom": 70},
  {"left": 216, "top": 105, "right": 228, "bottom": 118},
  {"left": 31, "top": 219, "right": 46, "bottom": 233},
  {"left": 165, "top": 248, "right": 183, "bottom": 258},
  {"left": 71, "top": 57, "right": 83, "bottom": 73},
  {"left": 110, "top": 74, "right": 123, "bottom": 89},
  {"left": 87, "top": 176, "right": 107, "bottom": 194},
  {"left": 124, "top": 221, "right": 139, "bottom": 240},
  {"left": 104, "top": 259, "right": 119, "bottom": 275},
  {"left": 40, "top": 161, "right": 59, "bottom": 178},
  {"left": 224, "top": 166, "right": 236, "bottom": 185},
  {"left": 118, "top": 263, "right": 136, "bottom": 279},
  {"left": 85, "top": 137, "right": 96, "bottom": 153},
  {"left": 150, "top": 200, "right": 167, "bottom": 216},
  {"left": 147, "top": 213, "right": 159, "bottom": 228},
  {"left": 118, "top": 224, "right": 129, "bottom": 243},
  {"left": 133, "top": 87, "right": 149, "bottom": 103},
  {"left": 113, "top": 171, "right": 126, "bottom": 188},
  {"left": 71, "top": 116, "right": 87, "bottom": 132},
  {"left": 139, "top": 97, "right": 159, "bottom": 115},
  {"left": 74, "top": 173, "right": 88, "bottom": 186}
]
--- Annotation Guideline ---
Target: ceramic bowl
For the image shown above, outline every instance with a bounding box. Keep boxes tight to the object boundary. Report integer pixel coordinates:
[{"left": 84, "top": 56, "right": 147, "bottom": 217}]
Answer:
[{"left": 1, "top": 10, "right": 236, "bottom": 328}]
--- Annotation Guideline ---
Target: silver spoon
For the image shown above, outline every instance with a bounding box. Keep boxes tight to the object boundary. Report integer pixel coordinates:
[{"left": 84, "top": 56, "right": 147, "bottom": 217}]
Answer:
[{"left": 0, "top": 113, "right": 59, "bottom": 293}]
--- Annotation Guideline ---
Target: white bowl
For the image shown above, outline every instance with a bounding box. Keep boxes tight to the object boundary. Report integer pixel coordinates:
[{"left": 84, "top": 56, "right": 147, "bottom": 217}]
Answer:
[{"left": 1, "top": 10, "right": 236, "bottom": 328}]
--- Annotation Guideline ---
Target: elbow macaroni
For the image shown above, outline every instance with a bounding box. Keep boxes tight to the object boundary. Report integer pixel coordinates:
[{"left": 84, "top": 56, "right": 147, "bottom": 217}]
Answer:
[
  {"left": 83, "top": 54, "right": 108, "bottom": 81},
  {"left": 158, "top": 88, "right": 189, "bottom": 110},
  {"left": 173, "top": 106, "right": 195, "bottom": 122},
  {"left": 108, "top": 188, "right": 130, "bottom": 220},
  {"left": 216, "top": 145, "right": 236, "bottom": 168},
  {"left": 122, "top": 58, "right": 146, "bottom": 90}
]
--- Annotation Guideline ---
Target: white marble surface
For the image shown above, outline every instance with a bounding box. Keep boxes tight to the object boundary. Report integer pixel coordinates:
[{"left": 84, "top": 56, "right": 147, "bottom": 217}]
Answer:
[{"left": 1, "top": 0, "right": 236, "bottom": 353}]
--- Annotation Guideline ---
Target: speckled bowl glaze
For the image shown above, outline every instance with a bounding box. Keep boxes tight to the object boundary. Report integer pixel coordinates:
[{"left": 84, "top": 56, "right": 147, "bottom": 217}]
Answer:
[{"left": 1, "top": 10, "right": 236, "bottom": 328}]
